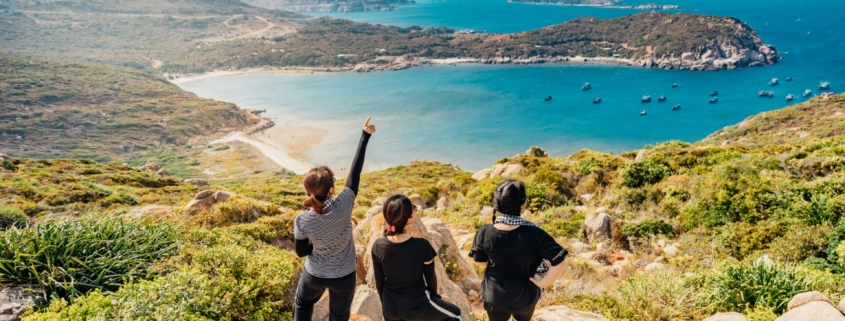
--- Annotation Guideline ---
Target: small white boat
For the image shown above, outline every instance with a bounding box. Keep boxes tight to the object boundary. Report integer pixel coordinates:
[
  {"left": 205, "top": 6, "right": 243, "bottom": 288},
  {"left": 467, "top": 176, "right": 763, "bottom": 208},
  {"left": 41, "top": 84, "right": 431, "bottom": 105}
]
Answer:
[
  {"left": 582, "top": 82, "right": 591, "bottom": 90},
  {"left": 642, "top": 95, "right": 652, "bottom": 103},
  {"left": 819, "top": 81, "right": 831, "bottom": 90},
  {"left": 770, "top": 78, "right": 779, "bottom": 86},
  {"left": 786, "top": 94, "right": 794, "bottom": 101},
  {"left": 640, "top": 110, "right": 647, "bottom": 116},
  {"left": 804, "top": 89, "right": 812, "bottom": 97}
]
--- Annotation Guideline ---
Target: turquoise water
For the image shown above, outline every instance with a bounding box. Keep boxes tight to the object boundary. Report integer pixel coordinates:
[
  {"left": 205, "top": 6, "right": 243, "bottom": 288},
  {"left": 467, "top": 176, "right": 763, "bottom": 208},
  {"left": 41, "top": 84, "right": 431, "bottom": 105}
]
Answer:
[{"left": 180, "top": 0, "right": 844, "bottom": 171}]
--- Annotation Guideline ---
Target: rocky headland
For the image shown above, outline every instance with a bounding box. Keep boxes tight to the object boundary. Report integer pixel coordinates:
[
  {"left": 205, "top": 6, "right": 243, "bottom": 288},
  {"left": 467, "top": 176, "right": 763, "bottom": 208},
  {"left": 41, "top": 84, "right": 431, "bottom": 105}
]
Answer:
[{"left": 243, "top": 0, "right": 414, "bottom": 12}]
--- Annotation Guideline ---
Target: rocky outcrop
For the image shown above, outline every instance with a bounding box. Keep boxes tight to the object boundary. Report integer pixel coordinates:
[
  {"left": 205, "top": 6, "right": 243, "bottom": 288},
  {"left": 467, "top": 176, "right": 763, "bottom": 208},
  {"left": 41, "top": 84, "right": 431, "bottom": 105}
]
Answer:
[
  {"left": 0, "top": 287, "right": 35, "bottom": 321},
  {"left": 436, "top": 197, "right": 455, "bottom": 213},
  {"left": 703, "top": 312, "right": 747, "bottom": 321},
  {"left": 123, "top": 205, "right": 177, "bottom": 219},
  {"left": 0, "top": 153, "right": 9, "bottom": 162},
  {"left": 776, "top": 292, "right": 845, "bottom": 321},
  {"left": 182, "top": 190, "right": 234, "bottom": 215},
  {"left": 533, "top": 305, "right": 610, "bottom": 321},
  {"left": 139, "top": 163, "right": 161, "bottom": 172},
  {"left": 422, "top": 218, "right": 481, "bottom": 293},
  {"left": 525, "top": 146, "right": 549, "bottom": 157},
  {"left": 472, "top": 163, "right": 524, "bottom": 180},
  {"left": 156, "top": 168, "right": 170, "bottom": 177},
  {"left": 840, "top": 297, "right": 845, "bottom": 315}
]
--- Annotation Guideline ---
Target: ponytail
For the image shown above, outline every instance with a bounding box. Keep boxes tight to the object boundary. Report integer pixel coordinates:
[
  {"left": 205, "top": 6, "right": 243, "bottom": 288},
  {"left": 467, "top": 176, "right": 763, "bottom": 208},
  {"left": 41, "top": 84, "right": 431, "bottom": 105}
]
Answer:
[
  {"left": 382, "top": 194, "right": 413, "bottom": 237},
  {"left": 302, "top": 166, "right": 335, "bottom": 214}
]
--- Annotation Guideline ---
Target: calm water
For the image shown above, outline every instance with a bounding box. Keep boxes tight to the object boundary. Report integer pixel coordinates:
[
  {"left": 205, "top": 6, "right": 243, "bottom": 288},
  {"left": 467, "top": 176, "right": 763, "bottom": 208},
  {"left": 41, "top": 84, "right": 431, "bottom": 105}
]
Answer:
[{"left": 180, "top": 0, "right": 845, "bottom": 171}]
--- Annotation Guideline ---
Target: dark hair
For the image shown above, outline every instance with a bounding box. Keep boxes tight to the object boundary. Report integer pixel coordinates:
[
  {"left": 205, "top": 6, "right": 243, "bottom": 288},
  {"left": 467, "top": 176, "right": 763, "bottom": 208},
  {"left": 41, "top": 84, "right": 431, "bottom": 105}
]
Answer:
[
  {"left": 302, "top": 166, "right": 335, "bottom": 214},
  {"left": 492, "top": 179, "right": 526, "bottom": 221},
  {"left": 383, "top": 194, "right": 414, "bottom": 237}
]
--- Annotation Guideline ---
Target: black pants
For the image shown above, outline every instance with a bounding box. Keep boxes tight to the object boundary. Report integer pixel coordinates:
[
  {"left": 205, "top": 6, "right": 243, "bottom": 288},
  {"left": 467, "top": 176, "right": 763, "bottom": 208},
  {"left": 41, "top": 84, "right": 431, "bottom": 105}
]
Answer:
[
  {"left": 485, "top": 304, "right": 535, "bottom": 321},
  {"left": 294, "top": 269, "right": 357, "bottom": 321},
  {"left": 382, "top": 290, "right": 461, "bottom": 321}
]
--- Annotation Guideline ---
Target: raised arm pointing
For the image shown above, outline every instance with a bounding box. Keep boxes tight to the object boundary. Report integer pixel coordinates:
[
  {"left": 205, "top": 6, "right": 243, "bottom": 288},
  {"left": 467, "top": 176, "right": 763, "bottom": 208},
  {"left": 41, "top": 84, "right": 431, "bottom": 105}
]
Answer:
[{"left": 345, "top": 117, "right": 376, "bottom": 195}]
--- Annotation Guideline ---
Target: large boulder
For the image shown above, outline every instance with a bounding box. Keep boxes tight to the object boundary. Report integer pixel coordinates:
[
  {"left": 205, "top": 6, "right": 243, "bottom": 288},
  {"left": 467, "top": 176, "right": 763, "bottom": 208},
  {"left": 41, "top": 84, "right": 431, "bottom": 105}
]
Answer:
[
  {"left": 181, "top": 190, "right": 234, "bottom": 216},
  {"left": 491, "top": 163, "right": 524, "bottom": 177},
  {"left": 839, "top": 297, "right": 845, "bottom": 315},
  {"left": 183, "top": 178, "right": 210, "bottom": 187},
  {"left": 533, "top": 306, "right": 609, "bottom": 321},
  {"left": 472, "top": 168, "right": 492, "bottom": 181},
  {"left": 788, "top": 291, "right": 832, "bottom": 310},
  {"left": 408, "top": 194, "right": 426, "bottom": 210},
  {"left": 350, "top": 285, "right": 383, "bottom": 321},
  {"left": 0, "top": 153, "right": 9, "bottom": 162},
  {"left": 156, "top": 168, "right": 170, "bottom": 178},
  {"left": 423, "top": 218, "right": 481, "bottom": 293},
  {"left": 0, "top": 287, "right": 35, "bottom": 321},
  {"left": 775, "top": 301, "right": 845, "bottom": 321},
  {"left": 312, "top": 291, "right": 330, "bottom": 321},
  {"left": 583, "top": 210, "right": 616, "bottom": 242},
  {"left": 703, "top": 312, "right": 747, "bottom": 321},
  {"left": 436, "top": 197, "right": 455, "bottom": 213}
]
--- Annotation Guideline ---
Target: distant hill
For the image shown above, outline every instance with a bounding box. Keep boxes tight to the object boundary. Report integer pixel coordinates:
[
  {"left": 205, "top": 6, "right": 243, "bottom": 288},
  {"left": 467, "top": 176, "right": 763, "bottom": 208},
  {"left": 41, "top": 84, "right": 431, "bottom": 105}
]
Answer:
[
  {"left": 243, "top": 0, "right": 414, "bottom": 12},
  {"left": 703, "top": 93, "right": 845, "bottom": 147},
  {"left": 0, "top": 55, "right": 260, "bottom": 162},
  {"left": 508, "top": 0, "right": 618, "bottom": 5}
]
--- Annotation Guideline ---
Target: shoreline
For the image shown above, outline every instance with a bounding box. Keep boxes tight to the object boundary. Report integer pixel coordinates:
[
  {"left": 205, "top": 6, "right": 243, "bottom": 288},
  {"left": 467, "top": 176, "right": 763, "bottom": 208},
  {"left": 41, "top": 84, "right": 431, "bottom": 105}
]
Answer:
[
  {"left": 171, "top": 56, "right": 650, "bottom": 84},
  {"left": 208, "top": 131, "right": 313, "bottom": 175}
]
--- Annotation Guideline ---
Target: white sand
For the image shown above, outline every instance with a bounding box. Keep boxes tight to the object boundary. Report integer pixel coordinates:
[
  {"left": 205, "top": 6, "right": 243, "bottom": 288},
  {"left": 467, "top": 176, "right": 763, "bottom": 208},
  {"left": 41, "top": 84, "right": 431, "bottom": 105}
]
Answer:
[{"left": 209, "top": 132, "right": 312, "bottom": 174}]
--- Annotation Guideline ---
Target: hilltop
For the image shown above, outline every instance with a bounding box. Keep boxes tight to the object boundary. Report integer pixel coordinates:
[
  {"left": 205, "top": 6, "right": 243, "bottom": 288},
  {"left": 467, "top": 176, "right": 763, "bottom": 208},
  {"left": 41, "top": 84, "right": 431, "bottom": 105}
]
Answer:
[
  {"left": 0, "top": 55, "right": 264, "bottom": 161},
  {"left": 243, "top": 0, "right": 415, "bottom": 12}
]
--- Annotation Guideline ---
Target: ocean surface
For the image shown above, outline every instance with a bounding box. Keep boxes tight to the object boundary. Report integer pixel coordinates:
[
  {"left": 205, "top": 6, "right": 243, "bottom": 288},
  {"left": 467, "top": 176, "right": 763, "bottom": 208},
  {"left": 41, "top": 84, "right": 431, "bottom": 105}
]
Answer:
[{"left": 180, "top": 0, "right": 845, "bottom": 171}]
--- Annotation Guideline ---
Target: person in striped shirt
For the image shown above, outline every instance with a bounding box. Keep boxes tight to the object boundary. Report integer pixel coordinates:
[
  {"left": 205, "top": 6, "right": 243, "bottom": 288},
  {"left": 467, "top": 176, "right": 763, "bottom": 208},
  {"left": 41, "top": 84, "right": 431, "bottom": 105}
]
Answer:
[{"left": 293, "top": 117, "right": 376, "bottom": 321}]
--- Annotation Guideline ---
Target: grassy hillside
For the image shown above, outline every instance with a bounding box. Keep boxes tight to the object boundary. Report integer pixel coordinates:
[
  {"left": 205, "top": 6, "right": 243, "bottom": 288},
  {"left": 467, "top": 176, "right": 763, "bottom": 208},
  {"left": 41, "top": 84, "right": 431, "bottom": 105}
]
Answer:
[
  {"left": 0, "top": 55, "right": 259, "bottom": 161},
  {"left": 704, "top": 93, "right": 845, "bottom": 148}
]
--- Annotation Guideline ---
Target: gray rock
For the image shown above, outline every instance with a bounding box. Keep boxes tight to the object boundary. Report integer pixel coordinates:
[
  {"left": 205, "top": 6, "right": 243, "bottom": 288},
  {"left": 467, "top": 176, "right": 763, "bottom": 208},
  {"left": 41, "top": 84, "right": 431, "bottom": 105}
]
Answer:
[
  {"left": 371, "top": 197, "right": 387, "bottom": 207},
  {"left": 525, "top": 146, "right": 548, "bottom": 157},
  {"left": 583, "top": 210, "right": 616, "bottom": 242},
  {"left": 472, "top": 168, "right": 492, "bottom": 181},
  {"left": 533, "top": 305, "right": 609, "bottom": 321},
  {"left": 365, "top": 206, "right": 383, "bottom": 221},
  {"left": 703, "top": 312, "right": 747, "bottom": 321},
  {"left": 569, "top": 241, "right": 591, "bottom": 255},
  {"left": 139, "top": 163, "right": 161, "bottom": 172},
  {"left": 436, "top": 197, "right": 455, "bottom": 213},
  {"left": 645, "top": 262, "right": 667, "bottom": 271},
  {"left": 156, "top": 168, "right": 170, "bottom": 177},
  {"left": 838, "top": 297, "right": 845, "bottom": 315},
  {"left": 775, "top": 301, "right": 845, "bottom": 321},
  {"left": 350, "top": 283, "right": 383, "bottom": 321},
  {"left": 0, "top": 153, "right": 9, "bottom": 162},
  {"left": 480, "top": 206, "right": 494, "bottom": 221},
  {"left": 0, "top": 287, "right": 35, "bottom": 321},
  {"left": 408, "top": 194, "right": 426, "bottom": 210},
  {"left": 635, "top": 149, "right": 649, "bottom": 162}
]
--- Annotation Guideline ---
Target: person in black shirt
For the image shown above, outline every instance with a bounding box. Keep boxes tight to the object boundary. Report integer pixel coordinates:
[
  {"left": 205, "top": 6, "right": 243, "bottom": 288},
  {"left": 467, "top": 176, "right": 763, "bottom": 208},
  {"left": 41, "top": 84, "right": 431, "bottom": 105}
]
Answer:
[
  {"left": 469, "top": 179, "right": 568, "bottom": 321},
  {"left": 371, "top": 194, "right": 462, "bottom": 321}
]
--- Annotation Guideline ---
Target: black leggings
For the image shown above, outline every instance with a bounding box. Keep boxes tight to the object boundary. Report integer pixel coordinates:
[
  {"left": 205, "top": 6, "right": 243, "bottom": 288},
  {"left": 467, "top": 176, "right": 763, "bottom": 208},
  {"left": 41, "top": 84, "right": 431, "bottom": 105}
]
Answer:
[
  {"left": 294, "top": 270, "right": 356, "bottom": 321},
  {"left": 485, "top": 304, "right": 535, "bottom": 321},
  {"left": 382, "top": 290, "right": 461, "bottom": 321}
]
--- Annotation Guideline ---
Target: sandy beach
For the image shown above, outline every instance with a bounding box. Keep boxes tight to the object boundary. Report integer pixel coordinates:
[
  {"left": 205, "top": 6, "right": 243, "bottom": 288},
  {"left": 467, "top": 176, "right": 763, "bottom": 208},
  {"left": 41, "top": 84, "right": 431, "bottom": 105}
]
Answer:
[{"left": 209, "top": 131, "right": 313, "bottom": 175}]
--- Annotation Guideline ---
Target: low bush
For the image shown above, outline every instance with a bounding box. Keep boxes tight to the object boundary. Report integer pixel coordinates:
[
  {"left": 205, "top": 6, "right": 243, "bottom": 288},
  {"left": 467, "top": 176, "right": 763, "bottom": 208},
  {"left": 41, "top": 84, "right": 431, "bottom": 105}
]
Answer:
[
  {"left": 612, "top": 271, "right": 703, "bottom": 321},
  {"left": 621, "top": 218, "right": 674, "bottom": 239},
  {"left": 0, "top": 205, "right": 28, "bottom": 229},
  {"left": 766, "top": 224, "right": 829, "bottom": 263},
  {"left": 220, "top": 215, "right": 295, "bottom": 246},
  {"left": 0, "top": 216, "right": 179, "bottom": 305},
  {"left": 620, "top": 159, "right": 669, "bottom": 188},
  {"left": 702, "top": 261, "right": 815, "bottom": 315},
  {"left": 188, "top": 197, "right": 285, "bottom": 228}
]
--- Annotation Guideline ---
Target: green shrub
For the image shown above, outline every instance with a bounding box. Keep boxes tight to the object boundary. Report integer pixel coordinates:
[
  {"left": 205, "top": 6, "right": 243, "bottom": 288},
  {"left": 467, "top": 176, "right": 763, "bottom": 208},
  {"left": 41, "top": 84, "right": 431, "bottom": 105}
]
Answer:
[
  {"left": 189, "top": 197, "right": 284, "bottom": 228},
  {"left": 0, "top": 216, "right": 179, "bottom": 305},
  {"left": 0, "top": 205, "right": 28, "bottom": 229},
  {"left": 620, "top": 159, "right": 669, "bottom": 188},
  {"left": 220, "top": 215, "right": 295, "bottom": 245},
  {"left": 718, "top": 221, "right": 789, "bottom": 260},
  {"left": 767, "top": 224, "right": 829, "bottom": 263},
  {"left": 621, "top": 218, "right": 674, "bottom": 239},
  {"left": 703, "top": 261, "right": 815, "bottom": 315},
  {"left": 2, "top": 160, "right": 16, "bottom": 171},
  {"left": 612, "top": 271, "right": 702, "bottom": 321},
  {"left": 81, "top": 168, "right": 103, "bottom": 175},
  {"left": 525, "top": 181, "right": 549, "bottom": 212}
]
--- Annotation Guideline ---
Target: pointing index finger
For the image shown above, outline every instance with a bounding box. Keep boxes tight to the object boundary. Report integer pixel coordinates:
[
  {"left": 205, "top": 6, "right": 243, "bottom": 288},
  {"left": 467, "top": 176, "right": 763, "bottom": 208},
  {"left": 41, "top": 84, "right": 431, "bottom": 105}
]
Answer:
[{"left": 364, "top": 116, "right": 371, "bottom": 127}]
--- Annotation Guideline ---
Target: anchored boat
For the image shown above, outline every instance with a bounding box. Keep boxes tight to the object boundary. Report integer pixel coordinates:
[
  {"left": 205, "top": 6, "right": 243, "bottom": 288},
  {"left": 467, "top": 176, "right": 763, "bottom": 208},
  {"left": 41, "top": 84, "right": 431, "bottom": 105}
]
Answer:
[
  {"left": 709, "top": 97, "right": 719, "bottom": 103},
  {"left": 642, "top": 95, "right": 652, "bottom": 103},
  {"left": 640, "top": 110, "right": 647, "bottom": 116},
  {"left": 593, "top": 97, "right": 602, "bottom": 104},
  {"left": 819, "top": 81, "right": 831, "bottom": 90},
  {"left": 804, "top": 89, "right": 813, "bottom": 97},
  {"left": 582, "top": 82, "right": 591, "bottom": 90},
  {"left": 786, "top": 94, "right": 794, "bottom": 101},
  {"left": 770, "top": 78, "right": 779, "bottom": 86},
  {"left": 658, "top": 96, "right": 667, "bottom": 102},
  {"left": 672, "top": 104, "right": 681, "bottom": 110},
  {"left": 545, "top": 95, "right": 552, "bottom": 101}
]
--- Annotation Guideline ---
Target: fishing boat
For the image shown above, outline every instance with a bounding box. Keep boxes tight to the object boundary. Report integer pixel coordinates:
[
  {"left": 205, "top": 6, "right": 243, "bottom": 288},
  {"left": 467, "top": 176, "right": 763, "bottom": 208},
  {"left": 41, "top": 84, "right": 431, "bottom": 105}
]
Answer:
[
  {"left": 593, "top": 97, "right": 602, "bottom": 104},
  {"left": 672, "top": 104, "right": 681, "bottom": 110},
  {"left": 770, "top": 78, "right": 779, "bottom": 86},
  {"left": 545, "top": 95, "right": 552, "bottom": 101},
  {"left": 672, "top": 83, "right": 678, "bottom": 88},
  {"left": 804, "top": 89, "right": 813, "bottom": 97},
  {"left": 786, "top": 94, "right": 794, "bottom": 101},
  {"left": 640, "top": 110, "right": 647, "bottom": 116},
  {"left": 710, "top": 91, "right": 718, "bottom": 96},
  {"left": 658, "top": 96, "right": 667, "bottom": 102},
  {"left": 642, "top": 95, "right": 652, "bottom": 103},
  {"left": 582, "top": 82, "right": 591, "bottom": 90},
  {"left": 709, "top": 97, "right": 719, "bottom": 103},
  {"left": 785, "top": 77, "right": 793, "bottom": 82},
  {"left": 759, "top": 90, "right": 767, "bottom": 97},
  {"left": 819, "top": 81, "right": 831, "bottom": 90},
  {"left": 768, "top": 91, "right": 775, "bottom": 98}
]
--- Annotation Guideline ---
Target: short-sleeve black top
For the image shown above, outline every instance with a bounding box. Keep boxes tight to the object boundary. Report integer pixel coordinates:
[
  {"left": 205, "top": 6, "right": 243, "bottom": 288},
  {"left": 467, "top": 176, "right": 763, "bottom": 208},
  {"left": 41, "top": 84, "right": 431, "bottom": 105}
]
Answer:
[
  {"left": 469, "top": 224, "right": 567, "bottom": 309},
  {"left": 371, "top": 237, "right": 438, "bottom": 295},
  {"left": 470, "top": 224, "right": 567, "bottom": 279}
]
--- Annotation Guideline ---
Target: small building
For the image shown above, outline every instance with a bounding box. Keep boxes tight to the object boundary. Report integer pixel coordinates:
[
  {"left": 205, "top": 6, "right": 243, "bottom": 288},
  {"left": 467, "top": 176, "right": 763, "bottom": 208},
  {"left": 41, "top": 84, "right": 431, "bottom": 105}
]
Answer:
[
  {"left": 337, "top": 54, "right": 346, "bottom": 59},
  {"left": 378, "top": 49, "right": 388, "bottom": 54}
]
